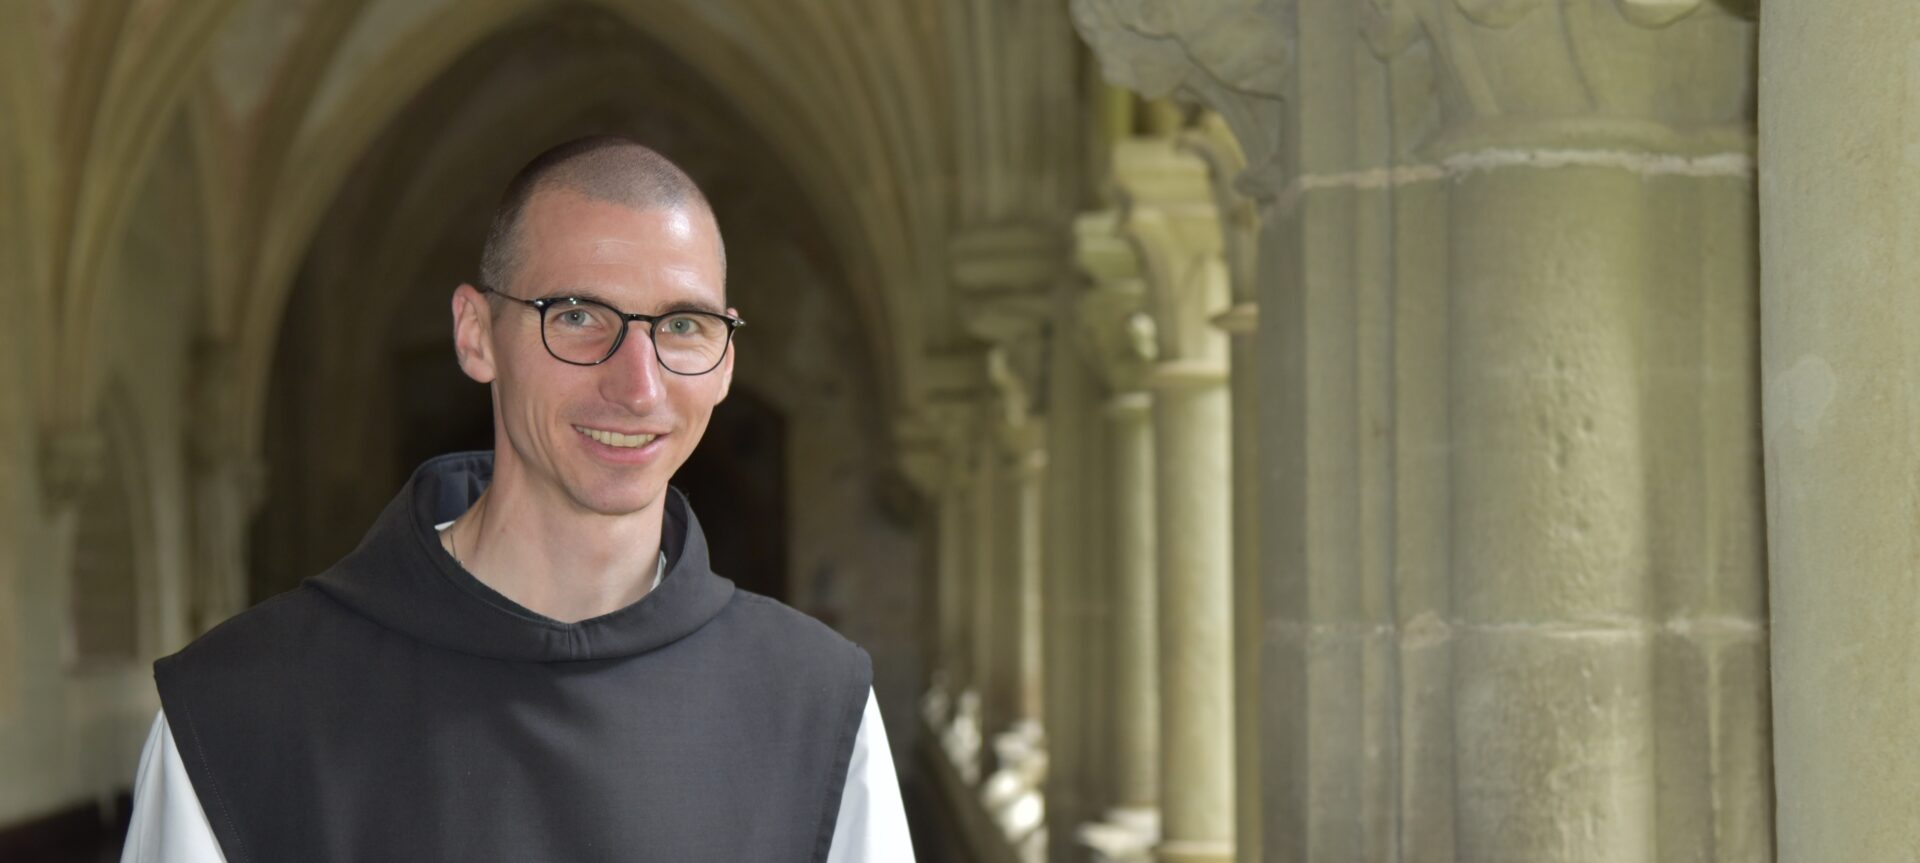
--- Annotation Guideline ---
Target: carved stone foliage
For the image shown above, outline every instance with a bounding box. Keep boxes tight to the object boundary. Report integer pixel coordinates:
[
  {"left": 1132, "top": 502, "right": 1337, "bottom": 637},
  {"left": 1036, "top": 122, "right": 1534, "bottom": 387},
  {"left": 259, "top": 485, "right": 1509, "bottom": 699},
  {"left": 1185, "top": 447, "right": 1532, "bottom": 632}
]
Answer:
[
  {"left": 1070, "top": 0, "right": 1288, "bottom": 197},
  {"left": 1072, "top": 210, "right": 1159, "bottom": 394},
  {"left": 1076, "top": 0, "right": 1759, "bottom": 182},
  {"left": 1372, "top": 0, "right": 1758, "bottom": 146},
  {"left": 1069, "top": 0, "right": 1288, "bottom": 104}
]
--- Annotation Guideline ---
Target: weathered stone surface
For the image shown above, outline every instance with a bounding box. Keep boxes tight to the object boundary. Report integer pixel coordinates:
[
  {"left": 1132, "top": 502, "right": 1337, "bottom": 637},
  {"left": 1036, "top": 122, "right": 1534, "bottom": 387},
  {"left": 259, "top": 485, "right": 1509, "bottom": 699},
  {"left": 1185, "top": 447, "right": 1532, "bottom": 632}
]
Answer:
[{"left": 1762, "top": 3, "right": 1920, "bottom": 861}]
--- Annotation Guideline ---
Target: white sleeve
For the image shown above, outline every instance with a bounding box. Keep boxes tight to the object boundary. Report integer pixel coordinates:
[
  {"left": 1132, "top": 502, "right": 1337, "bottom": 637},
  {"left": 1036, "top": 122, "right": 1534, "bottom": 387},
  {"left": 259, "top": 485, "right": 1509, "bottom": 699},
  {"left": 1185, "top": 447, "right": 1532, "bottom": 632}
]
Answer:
[
  {"left": 824, "top": 688, "right": 916, "bottom": 863},
  {"left": 121, "top": 710, "right": 229, "bottom": 863}
]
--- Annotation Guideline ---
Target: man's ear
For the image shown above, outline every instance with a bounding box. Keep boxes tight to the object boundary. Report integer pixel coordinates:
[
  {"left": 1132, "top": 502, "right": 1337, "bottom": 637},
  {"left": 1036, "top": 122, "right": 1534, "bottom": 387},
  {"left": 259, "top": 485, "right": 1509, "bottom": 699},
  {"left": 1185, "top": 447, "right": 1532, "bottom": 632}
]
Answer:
[
  {"left": 452, "top": 284, "right": 499, "bottom": 384},
  {"left": 715, "top": 306, "right": 739, "bottom": 402}
]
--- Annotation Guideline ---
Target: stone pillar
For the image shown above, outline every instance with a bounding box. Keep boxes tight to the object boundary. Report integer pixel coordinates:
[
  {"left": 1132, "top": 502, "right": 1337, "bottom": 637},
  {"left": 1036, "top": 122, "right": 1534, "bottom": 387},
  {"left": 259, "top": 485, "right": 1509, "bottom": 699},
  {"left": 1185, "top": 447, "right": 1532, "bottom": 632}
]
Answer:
[
  {"left": 1183, "top": 113, "right": 1263, "bottom": 863},
  {"left": 937, "top": 471, "right": 969, "bottom": 708},
  {"left": 926, "top": 406, "right": 986, "bottom": 786},
  {"left": 1040, "top": 262, "right": 1112, "bottom": 863},
  {"left": 186, "top": 451, "right": 265, "bottom": 632},
  {"left": 967, "top": 428, "right": 1002, "bottom": 787},
  {"left": 981, "top": 360, "right": 1050, "bottom": 853},
  {"left": 1073, "top": 209, "right": 1164, "bottom": 861},
  {"left": 1117, "top": 137, "right": 1236, "bottom": 863},
  {"left": 1076, "top": 3, "right": 1765, "bottom": 863},
  {"left": 1103, "top": 393, "right": 1157, "bottom": 810},
  {"left": 997, "top": 401, "right": 1047, "bottom": 729},
  {"left": 1423, "top": 8, "right": 1763, "bottom": 861},
  {"left": 950, "top": 225, "right": 1059, "bottom": 855},
  {"left": 1447, "top": 161, "right": 1658, "bottom": 863},
  {"left": 1761, "top": 4, "right": 1920, "bottom": 861},
  {"left": 902, "top": 406, "right": 975, "bottom": 745},
  {"left": 187, "top": 343, "right": 268, "bottom": 634}
]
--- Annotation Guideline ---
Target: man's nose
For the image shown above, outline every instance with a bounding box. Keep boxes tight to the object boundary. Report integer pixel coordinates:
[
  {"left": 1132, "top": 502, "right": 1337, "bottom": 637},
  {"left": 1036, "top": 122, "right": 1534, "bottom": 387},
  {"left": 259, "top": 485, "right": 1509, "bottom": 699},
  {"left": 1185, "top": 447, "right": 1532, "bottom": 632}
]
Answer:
[{"left": 598, "top": 323, "right": 665, "bottom": 410}]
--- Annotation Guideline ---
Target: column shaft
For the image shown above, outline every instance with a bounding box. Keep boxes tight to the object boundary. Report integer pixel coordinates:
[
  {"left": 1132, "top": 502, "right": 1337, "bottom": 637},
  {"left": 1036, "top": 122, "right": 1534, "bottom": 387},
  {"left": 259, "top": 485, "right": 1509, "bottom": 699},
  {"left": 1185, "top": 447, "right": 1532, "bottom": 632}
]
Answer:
[
  {"left": 971, "top": 440, "right": 1003, "bottom": 768},
  {"left": 188, "top": 457, "right": 259, "bottom": 635},
  {"left": 1448, "top": 166, "right": 1654, "bottom": 862},
  {"left": 1106, "top": 392, "right": 1159, "bottom": 809},
  {"left": 1007, "top": 444, "right": 1047, "bottom": 724},
  {"left": 938, "top": 480, "right": 971, "bottom": 697},
  {"left": 1219, "top": 305, "right": 1260, "bottom": 863},
  {"left": 1153, "top": 370, "right": 1235, "bottom": 863},
  {"left": 1761, "top": 3, "right": 1920, "bottom": 860}
]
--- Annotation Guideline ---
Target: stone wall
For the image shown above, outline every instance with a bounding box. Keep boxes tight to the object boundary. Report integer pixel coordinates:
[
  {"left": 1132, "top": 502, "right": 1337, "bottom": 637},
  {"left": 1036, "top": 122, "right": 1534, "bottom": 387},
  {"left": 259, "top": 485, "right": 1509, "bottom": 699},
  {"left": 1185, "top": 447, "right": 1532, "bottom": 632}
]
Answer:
[{"left": 0, "top": 113, "right": 205, "bottom": 826}]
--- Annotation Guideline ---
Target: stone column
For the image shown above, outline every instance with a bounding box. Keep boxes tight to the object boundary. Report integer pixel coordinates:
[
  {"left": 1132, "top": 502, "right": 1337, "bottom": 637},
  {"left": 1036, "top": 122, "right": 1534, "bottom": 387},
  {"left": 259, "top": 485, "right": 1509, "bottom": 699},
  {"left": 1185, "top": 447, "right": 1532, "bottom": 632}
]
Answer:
[
  {"left": 1117, "top": 137, "right": 1236, "bottom": 863},
  {"left": 950, "top": 226, "right": 1058, "bottom": 853},
  {"left": 995, "top": 396, "right": 1048, "bottom": 730},
  {"left": 1183, "top": 113, "right": 1263, "bottom": 863},
  {"left": 967, "top": 427, "right": 1002, "bottom": 787},
  {"left": 186, "top": 450, "right": 265, "bottom": 632},
  {"left": 1762, "top": 4, "right": 1920, "bottom": 861},
  {"left": 1421, "top": 8, "right": 1762, "bottom": 861},
  {"left": 1076, "top": 3, "right": 1765, "bottom": 863},
  {"left": 937, "top": 470, "right": 969, "bottom": 710},
  {"left": 186, "top": 346, "right": 269, "bottom": 638},
  {"left": 942, "top": 431, "right": 987, "bottom": 787},
  {"left": 1103, "top": 392, "right": 1157, "bottom": 809},
  {"left": 901, "top": 405, "right": 975, "bottom": 745},
  {"left": 1040, "top": 262, "right": 1111, "bottom": 863},
  {"left": 981, "top": 359, "right": 1050, "bottom": 852},
  {"left": 1073, "top": 209, "right": 1164, "bottom": 861}
]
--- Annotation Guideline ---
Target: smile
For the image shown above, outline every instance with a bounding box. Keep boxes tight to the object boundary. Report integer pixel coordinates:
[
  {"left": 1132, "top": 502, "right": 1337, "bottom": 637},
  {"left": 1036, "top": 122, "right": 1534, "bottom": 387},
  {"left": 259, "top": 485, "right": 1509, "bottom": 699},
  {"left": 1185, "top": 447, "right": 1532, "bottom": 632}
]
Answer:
[{"left": 573, "top": 425, "right": 660, "bottom": 448}]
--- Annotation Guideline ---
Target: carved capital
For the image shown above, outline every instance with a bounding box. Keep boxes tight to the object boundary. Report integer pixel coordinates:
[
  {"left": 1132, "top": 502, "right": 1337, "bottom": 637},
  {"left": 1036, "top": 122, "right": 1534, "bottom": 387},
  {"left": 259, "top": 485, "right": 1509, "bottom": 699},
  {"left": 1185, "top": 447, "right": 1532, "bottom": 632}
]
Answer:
[
  {"left": 1113, "top": 139, "right": 1231, "bottom": 365},
  {"left": 1071, "top": 0, "right": 1288, "bottom": 200},
  {"left": 950, "top": 224, "right": 1062, "bottom": 344},
  {"left": 985, "top": 346, "right": 1036, "bottom": 445},
  {"left": 1070, "top": 0, "right": 1288, "bottom": 105},
  {"left": 1073, "top": 210, "right": 1158, "bottom": 394},
  {"left": 1177, "top": 113, "right": 1259, "bottom": 301},
  {"left": 1384, "top": 0, "right": 1756, "bottom": 152},
  {"left": 894, "top": 399, "right": 980, "bottom": 497}
]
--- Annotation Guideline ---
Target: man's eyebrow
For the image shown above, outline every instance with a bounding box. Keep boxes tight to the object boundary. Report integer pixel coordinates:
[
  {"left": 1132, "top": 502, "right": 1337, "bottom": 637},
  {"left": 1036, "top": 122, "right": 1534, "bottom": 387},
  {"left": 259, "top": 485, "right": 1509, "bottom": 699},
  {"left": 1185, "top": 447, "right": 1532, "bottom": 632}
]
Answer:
[
  {"left": 536, "top": 288, "right": 724, "bottom": 315},
  {"left": 653, "top": 299, "right": 728, "bottom": 315}
]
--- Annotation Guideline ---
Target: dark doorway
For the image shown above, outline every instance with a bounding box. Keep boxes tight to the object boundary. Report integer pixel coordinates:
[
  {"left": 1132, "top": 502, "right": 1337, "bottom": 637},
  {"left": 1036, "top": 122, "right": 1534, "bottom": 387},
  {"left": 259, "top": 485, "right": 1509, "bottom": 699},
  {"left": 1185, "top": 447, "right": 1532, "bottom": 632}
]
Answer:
[{"left": 670, "top": 389, "right": 789, "bottom": 603}]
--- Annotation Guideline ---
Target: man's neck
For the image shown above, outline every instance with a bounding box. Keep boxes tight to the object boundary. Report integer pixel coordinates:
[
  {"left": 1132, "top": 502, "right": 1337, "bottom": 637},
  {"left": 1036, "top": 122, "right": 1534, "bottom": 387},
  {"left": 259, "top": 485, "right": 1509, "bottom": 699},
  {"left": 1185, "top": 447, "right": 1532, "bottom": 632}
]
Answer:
[{"left": 440, "top": 472, "right": 666, "bottom": 624}]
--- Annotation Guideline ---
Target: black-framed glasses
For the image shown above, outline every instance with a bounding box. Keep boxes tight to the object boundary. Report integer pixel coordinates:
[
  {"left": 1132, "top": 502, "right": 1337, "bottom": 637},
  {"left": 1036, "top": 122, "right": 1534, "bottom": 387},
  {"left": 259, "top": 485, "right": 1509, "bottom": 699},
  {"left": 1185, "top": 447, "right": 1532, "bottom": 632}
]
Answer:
[{"left": 477, "top": 284, "right": 744, "bottom": 375}]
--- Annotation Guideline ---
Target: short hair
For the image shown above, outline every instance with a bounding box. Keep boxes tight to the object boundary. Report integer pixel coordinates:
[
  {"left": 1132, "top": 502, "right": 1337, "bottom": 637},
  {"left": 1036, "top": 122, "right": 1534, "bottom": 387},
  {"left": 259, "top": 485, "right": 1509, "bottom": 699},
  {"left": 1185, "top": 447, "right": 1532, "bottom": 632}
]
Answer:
[{"left": 478, "top": 135, "right": 724, "bottom": 294}]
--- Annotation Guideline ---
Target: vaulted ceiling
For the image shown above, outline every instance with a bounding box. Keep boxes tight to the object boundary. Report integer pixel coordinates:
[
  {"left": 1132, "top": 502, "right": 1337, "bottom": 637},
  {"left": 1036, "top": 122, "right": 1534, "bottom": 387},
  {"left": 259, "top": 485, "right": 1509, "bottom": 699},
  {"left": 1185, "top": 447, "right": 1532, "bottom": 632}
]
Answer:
[{"left": 1, "top": 0, "right": 1085, "bottom": 455}]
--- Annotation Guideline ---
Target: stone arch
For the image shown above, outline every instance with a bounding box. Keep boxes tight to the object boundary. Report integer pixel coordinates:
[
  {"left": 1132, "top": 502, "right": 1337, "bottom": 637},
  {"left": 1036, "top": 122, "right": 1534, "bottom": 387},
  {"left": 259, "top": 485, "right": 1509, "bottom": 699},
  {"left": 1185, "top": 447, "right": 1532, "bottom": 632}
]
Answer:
[{"left": 49, "top": 0, "right": 246, "bottom": 427}]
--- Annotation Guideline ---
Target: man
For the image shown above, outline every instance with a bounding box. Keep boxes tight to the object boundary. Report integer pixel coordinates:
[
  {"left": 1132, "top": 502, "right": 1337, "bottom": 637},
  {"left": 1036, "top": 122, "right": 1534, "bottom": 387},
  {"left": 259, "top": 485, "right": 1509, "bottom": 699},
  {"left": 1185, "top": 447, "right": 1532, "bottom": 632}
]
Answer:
[{"left": 120, "top": 136, "right": 914, "bottom": 861}]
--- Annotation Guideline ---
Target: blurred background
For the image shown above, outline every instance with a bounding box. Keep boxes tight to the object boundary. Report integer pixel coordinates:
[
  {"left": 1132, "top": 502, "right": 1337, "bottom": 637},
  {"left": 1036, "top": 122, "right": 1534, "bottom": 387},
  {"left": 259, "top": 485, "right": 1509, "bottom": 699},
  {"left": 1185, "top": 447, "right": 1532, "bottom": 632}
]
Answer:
[{"left": 20, "top": 2, "right": 1920, "bottom": 862}]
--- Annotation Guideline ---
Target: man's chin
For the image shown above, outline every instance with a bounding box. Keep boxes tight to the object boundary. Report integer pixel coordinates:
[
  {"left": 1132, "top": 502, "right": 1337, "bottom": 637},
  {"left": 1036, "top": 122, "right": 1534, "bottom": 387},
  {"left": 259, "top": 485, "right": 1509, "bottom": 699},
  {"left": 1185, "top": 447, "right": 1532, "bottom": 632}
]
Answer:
[{"left": 566, "top": 482, "right": 668, "bottom": 518}]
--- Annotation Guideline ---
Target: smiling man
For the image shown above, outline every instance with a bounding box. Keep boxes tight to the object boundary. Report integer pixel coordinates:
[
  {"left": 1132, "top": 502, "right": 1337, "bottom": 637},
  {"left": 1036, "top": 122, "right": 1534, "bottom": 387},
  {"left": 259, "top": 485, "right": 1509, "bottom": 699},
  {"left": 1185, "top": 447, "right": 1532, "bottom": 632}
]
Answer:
[{"left": 119, "top": 136, "right": 914, "bottom": 862}]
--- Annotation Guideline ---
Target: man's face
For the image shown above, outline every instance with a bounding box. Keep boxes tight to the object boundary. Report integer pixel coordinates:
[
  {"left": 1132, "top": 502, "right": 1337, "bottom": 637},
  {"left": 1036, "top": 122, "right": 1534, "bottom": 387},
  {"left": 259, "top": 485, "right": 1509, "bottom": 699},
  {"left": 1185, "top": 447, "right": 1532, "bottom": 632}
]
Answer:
[{"left": 454, "top": 188, "right": 733, "bottom": 517}]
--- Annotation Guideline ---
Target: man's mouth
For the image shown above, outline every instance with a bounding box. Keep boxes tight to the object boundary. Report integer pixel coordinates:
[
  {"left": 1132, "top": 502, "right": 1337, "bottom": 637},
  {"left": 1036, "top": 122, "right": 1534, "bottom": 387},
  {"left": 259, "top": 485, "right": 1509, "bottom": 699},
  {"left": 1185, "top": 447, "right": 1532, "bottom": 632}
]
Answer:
[{"left": 573, "top": 425, "right": 660, "bottom": 449}]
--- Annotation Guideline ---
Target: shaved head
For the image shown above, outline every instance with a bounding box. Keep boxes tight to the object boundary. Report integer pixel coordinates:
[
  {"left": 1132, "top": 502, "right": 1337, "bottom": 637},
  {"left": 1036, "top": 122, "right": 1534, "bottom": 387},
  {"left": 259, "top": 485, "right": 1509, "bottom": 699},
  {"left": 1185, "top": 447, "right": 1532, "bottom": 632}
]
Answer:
[{"left": 479, "top": 135, "right": 724, "bottom": 294}]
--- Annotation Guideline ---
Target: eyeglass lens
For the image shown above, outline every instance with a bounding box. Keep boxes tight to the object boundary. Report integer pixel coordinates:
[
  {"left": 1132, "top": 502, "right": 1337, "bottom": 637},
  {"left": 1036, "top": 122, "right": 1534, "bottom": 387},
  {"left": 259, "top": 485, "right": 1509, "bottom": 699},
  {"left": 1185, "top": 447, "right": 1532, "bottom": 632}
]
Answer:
[{"left": 542, "top": 299, "right": 730, "bottom": 373}]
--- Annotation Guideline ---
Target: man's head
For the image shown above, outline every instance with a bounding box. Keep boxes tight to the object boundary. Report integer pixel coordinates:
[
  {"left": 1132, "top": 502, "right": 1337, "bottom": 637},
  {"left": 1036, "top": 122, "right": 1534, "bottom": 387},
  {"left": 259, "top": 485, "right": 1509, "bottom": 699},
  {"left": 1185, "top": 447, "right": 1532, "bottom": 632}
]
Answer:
[{"left": 452, "top": 136, "right": 735, "bottom": 518}]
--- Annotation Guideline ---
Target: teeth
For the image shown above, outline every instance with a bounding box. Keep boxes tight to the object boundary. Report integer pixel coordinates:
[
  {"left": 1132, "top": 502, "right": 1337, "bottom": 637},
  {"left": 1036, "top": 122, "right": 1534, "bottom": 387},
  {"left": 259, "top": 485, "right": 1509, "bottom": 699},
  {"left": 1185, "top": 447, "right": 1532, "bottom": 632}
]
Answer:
[{"left": 575, "top": 426, "right": 657, "bottom": 448}]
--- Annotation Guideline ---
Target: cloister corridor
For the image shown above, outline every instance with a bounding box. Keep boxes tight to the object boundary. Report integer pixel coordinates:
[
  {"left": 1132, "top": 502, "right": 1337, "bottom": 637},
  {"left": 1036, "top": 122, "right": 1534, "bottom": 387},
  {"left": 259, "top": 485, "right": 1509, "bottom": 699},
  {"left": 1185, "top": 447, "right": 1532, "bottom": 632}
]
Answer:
[{"left": 8, "top": 2, "right": 1920, "bottom": 863}]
